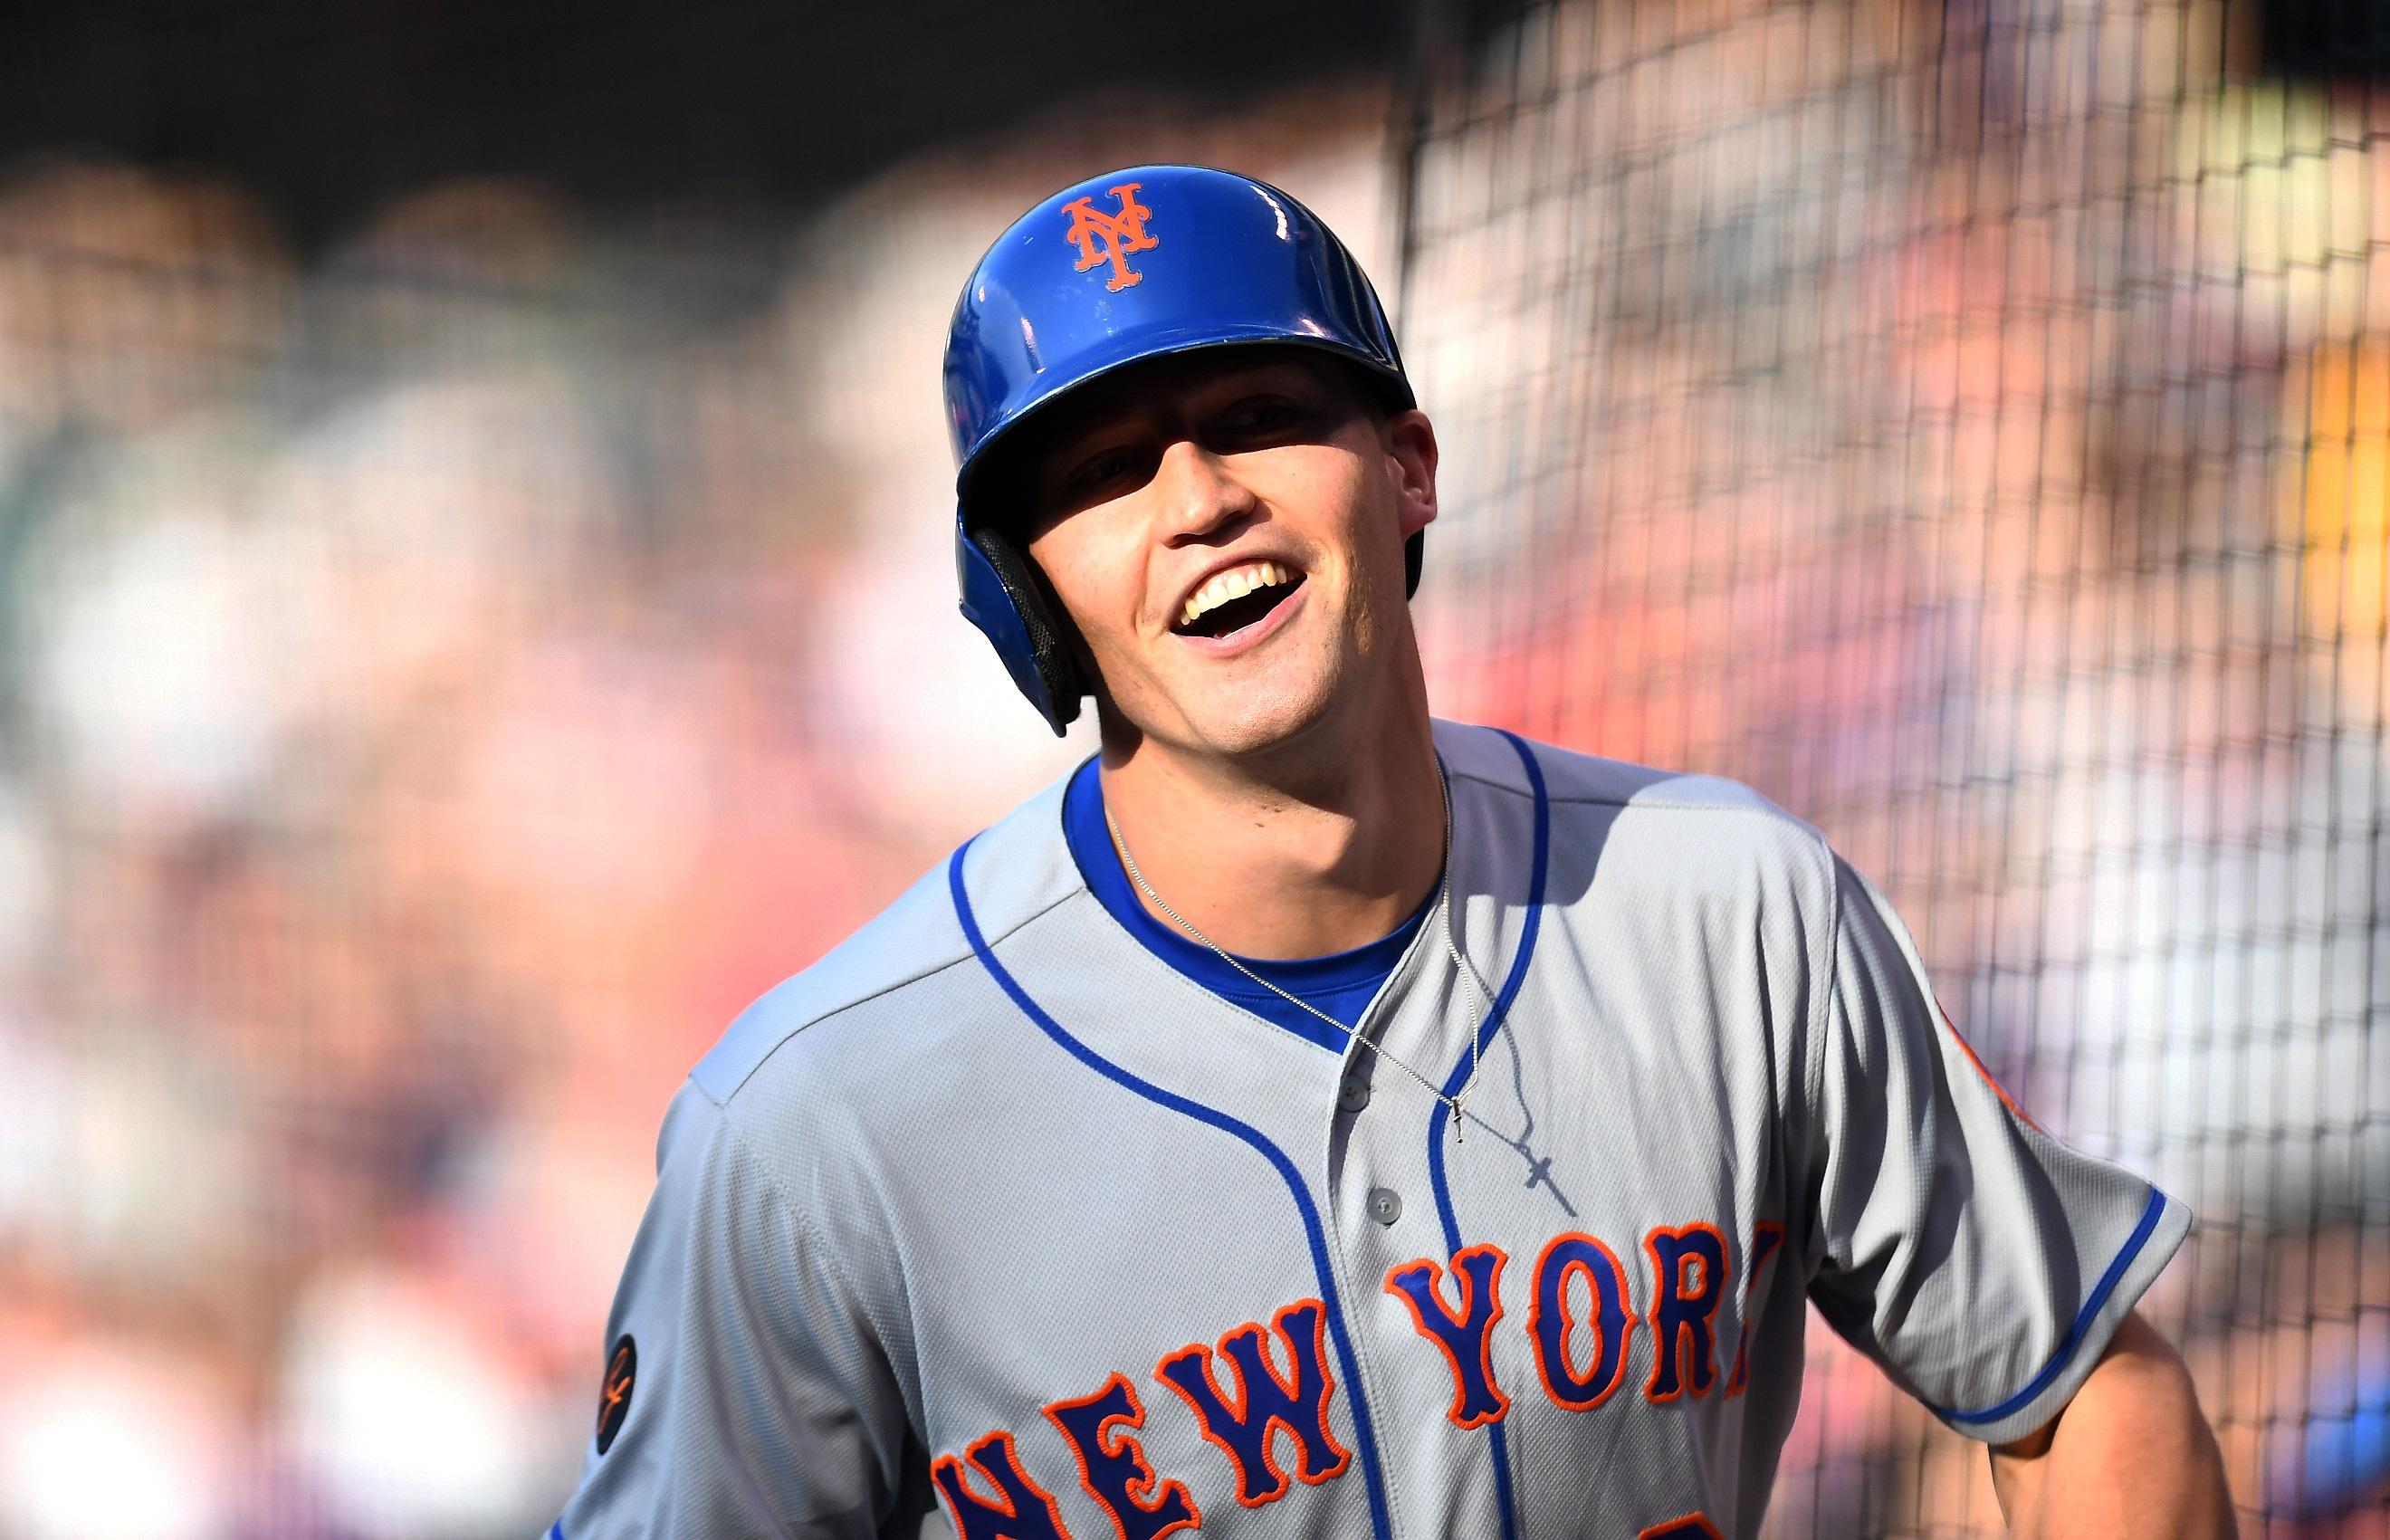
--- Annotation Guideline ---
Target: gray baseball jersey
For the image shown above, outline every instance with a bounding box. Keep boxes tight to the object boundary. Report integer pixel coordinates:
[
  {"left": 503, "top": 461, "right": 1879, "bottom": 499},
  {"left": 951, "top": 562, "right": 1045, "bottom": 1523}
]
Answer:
[{"left": 548, "top": 720, "right": 2188, "bottom": 1540}]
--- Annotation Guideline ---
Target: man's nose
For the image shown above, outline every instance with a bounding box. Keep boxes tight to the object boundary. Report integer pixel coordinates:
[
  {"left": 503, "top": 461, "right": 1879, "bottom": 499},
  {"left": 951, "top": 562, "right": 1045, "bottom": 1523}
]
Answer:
[{"left": 1152, "top": 437, "right": 1257, "bottom": 542}]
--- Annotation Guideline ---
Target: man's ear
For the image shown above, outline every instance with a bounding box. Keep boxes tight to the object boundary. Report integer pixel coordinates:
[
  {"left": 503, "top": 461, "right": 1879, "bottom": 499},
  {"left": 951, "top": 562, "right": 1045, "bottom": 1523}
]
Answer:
[{"left": 1384, "top": 408, "right": 1439, "bottom": 539}]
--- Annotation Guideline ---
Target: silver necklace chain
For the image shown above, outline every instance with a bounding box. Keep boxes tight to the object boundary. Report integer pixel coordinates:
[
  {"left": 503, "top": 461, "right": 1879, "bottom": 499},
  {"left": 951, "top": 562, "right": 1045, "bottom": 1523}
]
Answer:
[{"left": 1102, "top": 767, "right": 1493, "bottom": 1141}]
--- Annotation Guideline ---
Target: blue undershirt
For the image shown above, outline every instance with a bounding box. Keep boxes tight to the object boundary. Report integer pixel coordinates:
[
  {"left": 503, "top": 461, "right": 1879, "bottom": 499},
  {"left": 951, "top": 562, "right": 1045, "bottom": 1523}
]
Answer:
[{"left": 1060, "top": 757, "right": 1433, "bottom": 1053}]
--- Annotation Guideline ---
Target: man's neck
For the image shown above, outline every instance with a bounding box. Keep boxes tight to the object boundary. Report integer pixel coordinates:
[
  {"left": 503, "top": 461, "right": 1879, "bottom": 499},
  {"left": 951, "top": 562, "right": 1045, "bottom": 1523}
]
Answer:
[{"left": 1095, "top": 701, "right": 1446, "bottom": 961}]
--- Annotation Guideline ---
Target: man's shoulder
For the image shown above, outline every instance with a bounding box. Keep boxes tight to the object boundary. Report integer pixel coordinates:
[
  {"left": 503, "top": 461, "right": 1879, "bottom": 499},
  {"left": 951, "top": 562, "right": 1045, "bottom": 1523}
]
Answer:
[
  {"left": 687, "top": 769, "right": 1085, "bottom": 1112},
  {"left": 1437, "top": 719, "right": 1832, "bottom": 891},
  {"left": 1438, "top": 719, "right": 1811, "bottom": 824}
]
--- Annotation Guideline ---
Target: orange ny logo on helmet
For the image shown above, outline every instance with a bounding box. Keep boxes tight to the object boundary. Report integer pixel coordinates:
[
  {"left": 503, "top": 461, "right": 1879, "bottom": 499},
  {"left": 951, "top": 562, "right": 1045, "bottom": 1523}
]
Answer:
[{"left": 1061, "top": 183, "right": 1160, "bottom": 292}]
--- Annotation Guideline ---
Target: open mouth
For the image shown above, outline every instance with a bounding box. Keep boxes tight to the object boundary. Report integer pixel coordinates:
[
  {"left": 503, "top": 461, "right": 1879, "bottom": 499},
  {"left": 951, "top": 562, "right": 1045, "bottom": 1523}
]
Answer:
[{"left": 1173, "top": 561, "right": 1306, "bottom": 640}]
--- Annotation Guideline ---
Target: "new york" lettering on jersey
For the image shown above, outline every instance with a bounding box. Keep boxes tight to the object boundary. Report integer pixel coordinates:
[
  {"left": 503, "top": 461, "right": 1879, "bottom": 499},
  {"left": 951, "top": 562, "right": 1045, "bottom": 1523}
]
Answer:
[{"left": 932, "top": 1218, "right": 1783, "bottom": 1538}]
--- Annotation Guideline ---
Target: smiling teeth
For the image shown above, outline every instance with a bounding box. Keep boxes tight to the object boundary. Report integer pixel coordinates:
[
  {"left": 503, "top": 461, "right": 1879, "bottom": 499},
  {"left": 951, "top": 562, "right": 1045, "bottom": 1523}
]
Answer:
[{"left": 1182, "top": 561, "right": 1292, "bottom": 627}]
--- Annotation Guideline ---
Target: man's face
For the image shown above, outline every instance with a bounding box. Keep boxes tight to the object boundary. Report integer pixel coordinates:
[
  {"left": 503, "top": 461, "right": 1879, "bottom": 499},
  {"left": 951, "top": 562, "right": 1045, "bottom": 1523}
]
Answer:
[{"left": 1018, "top": 351, "right": 1439, "bottom": 760}]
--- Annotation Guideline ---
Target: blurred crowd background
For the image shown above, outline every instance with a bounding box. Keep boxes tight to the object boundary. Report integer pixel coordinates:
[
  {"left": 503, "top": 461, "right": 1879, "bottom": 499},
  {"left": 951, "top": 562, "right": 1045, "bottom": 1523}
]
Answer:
[{"left": 0, "top": 0, "right": 2381, "bottom": 1535}]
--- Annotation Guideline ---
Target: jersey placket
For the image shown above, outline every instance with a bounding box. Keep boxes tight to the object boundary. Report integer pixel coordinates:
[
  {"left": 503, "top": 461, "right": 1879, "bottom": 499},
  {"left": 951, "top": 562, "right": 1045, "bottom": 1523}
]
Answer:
[
  {"left": 1318, "top": 735, "right": 1553, "bottom": 1540},
  {"left": 1305, "top": 892, "right": 1480, "bottom": 1540}
]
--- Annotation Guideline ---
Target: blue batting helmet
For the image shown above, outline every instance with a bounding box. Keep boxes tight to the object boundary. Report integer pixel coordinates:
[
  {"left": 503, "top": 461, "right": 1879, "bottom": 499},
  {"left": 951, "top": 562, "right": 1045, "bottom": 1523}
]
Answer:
[{"left": 943, "top": 164, "right": 1418, "bottom": 735}]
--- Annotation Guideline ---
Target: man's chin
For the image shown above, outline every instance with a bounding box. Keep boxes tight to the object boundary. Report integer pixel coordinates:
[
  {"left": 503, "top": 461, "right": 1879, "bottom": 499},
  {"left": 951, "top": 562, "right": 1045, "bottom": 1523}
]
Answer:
[{"left": 1175, "top": 678, "right": 1348, "bottom": 762}]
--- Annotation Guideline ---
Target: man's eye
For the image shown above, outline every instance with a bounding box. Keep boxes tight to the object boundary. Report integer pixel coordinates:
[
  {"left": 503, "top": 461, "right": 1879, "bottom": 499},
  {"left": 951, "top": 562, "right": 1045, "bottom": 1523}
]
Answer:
[{"left": 1067, "top": 447, "right": 1143, "bottom": 492}]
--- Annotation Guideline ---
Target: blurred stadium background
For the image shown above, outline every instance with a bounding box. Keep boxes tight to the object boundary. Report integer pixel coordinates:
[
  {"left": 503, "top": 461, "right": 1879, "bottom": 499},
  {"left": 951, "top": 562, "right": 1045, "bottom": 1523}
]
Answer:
[{"left": 0, "top": 0, "right": 2381, "bottom": 1535}]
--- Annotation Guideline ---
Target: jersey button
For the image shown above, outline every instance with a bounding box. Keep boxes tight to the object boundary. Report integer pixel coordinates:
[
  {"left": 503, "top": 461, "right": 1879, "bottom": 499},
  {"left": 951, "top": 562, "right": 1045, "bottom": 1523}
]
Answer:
[
  {"left": 1337, "top": 1070, "right": 1371, "bottom": 1112},
  {"left": 1366, "top": 1187, "right": 1402, "bottom": 1225}
]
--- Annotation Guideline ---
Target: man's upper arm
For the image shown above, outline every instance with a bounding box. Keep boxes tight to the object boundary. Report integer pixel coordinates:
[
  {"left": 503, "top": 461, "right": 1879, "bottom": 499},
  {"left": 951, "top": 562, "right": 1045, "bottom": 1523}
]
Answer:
[
  {"left": 550, "top": 1079, "right": 913, "bottom": 1538},
  {"left": 1799, "top": 853, "right": 2193, "bottom": 1447}
]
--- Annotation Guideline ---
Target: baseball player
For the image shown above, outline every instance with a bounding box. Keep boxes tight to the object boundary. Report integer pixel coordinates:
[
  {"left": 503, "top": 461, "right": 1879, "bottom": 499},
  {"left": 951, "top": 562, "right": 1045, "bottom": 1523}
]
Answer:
[{"left": 548, "top": 166, "right": 2232, "bottom": 1539}]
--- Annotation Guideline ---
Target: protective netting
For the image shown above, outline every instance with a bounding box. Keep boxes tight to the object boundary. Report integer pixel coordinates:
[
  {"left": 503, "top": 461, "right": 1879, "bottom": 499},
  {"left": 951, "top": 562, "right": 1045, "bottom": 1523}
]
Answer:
[{"left": 1400, "top": 0, "right": 2388, "bottom": 1532}]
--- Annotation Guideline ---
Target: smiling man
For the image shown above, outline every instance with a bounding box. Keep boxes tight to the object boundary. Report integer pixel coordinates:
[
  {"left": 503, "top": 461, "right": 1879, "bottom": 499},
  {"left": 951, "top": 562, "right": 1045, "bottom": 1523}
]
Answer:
[{"left": 548, "top": 166, "right": 2233, "bottom": 1540}]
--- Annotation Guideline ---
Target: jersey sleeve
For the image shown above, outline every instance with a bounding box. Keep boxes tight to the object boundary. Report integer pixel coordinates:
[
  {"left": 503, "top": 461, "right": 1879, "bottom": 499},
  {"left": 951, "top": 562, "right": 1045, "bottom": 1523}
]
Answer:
[
  {"left": 1795, "top": 853, "right": 2193, "bottom": 1447},
  {"left": 549, "top": 1079, "right": 931, "bottom": 1538}
]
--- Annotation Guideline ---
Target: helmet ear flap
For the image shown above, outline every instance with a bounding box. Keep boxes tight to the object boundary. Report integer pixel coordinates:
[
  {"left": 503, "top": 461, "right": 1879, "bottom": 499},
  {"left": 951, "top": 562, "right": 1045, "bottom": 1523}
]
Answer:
[{"left": 956, "top": 525, "right": 1086, "bottom": 736}]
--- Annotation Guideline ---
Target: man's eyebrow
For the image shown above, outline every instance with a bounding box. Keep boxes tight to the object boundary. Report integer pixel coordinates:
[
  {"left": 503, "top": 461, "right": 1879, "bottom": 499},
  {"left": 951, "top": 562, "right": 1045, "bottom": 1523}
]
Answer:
[
  {"left": 1196, "top": 356, "right": 1311, "bottom": 386},
  {"left": 1042, "top": 408, "right": 1141, "bottom": 457}
]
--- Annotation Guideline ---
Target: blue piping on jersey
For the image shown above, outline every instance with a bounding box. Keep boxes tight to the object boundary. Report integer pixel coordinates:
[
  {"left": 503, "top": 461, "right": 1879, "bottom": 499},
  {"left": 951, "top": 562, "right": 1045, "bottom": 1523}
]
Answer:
[
  {"left": 1936, "top": 1183, "right": 2170, "bottom": 1426},
  {"left": 949, "top": 841, "right": 1395, "bottom": 1540},
  {"left": 547, "top": 1524, "right": 565, "bottom": 1539},
  {"left": 1425, "top": 728, "right": 1551, "bottom": 1540}
]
